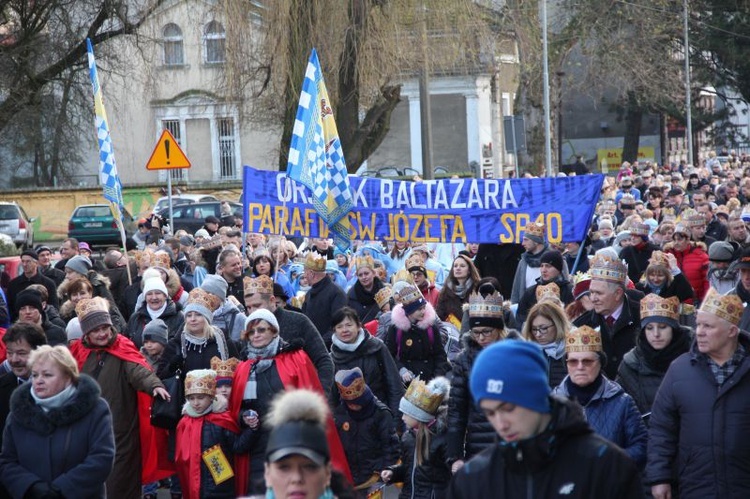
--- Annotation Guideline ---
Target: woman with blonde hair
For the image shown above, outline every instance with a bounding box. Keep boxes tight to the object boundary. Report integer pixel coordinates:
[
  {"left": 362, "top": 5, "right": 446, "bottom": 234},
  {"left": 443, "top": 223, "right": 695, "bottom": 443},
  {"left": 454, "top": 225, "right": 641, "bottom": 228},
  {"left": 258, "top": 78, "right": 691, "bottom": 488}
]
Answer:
[
  {"left": 0, "top": 345, "right": 115, "bottom": 498},
  {"left": 523, "top": 300, "right": 571, "bottom": 388}
]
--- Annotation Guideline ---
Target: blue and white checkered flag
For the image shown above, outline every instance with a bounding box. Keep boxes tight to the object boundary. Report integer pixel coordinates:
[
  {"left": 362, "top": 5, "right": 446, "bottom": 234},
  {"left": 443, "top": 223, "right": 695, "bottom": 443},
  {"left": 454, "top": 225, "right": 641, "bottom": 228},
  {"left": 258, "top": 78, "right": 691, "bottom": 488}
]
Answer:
[
  {"left": 87, "top": 39, "right": 124, "bottom": 215},
  {"left": 287, "top": 48, "right": 353, "bottom": 250}
]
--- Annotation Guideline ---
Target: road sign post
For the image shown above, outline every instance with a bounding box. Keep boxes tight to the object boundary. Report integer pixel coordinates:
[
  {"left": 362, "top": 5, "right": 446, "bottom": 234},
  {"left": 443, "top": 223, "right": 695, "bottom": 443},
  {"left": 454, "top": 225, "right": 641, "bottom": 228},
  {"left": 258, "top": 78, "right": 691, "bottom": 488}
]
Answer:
[{"left": 146, "top": 129, "right": 191, "bottom": 230}]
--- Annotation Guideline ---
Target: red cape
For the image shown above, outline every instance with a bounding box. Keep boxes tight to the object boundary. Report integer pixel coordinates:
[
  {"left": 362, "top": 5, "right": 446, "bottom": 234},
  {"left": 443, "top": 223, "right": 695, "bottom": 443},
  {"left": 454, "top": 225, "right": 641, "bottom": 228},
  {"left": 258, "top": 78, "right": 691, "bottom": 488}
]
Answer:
[
  {"left": 228, "top": 349, "right": 352, "bottom": 488},
  {"left": 69, "top": 335, "right": 174, "bottom": 483},
  {"left": 175, "top": 411, "right": 240, "bottom": 499}
]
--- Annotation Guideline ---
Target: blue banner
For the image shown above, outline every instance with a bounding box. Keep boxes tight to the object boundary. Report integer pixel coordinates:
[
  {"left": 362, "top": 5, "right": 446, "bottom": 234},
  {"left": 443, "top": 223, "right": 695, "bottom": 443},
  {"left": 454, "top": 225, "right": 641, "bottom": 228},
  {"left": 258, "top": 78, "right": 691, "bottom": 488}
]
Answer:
[{"left": 242, "top": 166, "right": 604, "bottom": 244}]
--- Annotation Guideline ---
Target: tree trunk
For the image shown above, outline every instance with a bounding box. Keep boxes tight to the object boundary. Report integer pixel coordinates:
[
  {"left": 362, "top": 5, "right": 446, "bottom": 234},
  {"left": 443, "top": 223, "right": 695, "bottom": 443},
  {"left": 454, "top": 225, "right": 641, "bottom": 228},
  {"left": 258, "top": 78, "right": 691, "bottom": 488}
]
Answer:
[{"left": 622, "top": 91, "right": 642, "bottom": 163}]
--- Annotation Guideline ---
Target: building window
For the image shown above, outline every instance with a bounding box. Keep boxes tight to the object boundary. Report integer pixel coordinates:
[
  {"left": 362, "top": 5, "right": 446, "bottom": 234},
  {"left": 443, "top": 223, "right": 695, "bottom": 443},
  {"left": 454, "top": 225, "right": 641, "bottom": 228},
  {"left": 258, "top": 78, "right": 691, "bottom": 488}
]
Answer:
[
  {"left": 162, "top": 119, "right": 185, "bottom": 181},
  {"left": 162, "top": 24, "right": 184, "bottom": 66},
  {"left": 218, "top": 118, "right": 236, "bottom": 179},
  {"left": 203, "top": 21, "right": 226, "bottom": 64}
]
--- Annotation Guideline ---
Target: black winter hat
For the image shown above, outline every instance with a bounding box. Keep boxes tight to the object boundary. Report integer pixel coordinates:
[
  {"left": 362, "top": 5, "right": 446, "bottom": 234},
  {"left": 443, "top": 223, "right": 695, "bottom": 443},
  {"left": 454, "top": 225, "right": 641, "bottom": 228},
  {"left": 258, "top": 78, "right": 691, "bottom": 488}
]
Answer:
[{"left": 540, "top": 250, "right": 563, "bottom": 274}]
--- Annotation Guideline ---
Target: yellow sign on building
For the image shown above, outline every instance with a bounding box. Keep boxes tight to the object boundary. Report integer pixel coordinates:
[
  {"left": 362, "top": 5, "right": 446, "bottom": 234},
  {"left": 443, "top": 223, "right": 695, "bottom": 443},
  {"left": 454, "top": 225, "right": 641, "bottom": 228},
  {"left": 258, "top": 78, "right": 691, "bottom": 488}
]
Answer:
[{"left": 597, "top": 147, "right": 655, "bottom": 173}]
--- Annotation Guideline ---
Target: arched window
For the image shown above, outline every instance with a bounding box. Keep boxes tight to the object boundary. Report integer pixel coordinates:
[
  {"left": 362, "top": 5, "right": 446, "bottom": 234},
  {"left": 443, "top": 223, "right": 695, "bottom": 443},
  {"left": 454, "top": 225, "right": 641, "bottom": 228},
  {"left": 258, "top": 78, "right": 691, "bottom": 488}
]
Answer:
[
  {"left": 203, "top": 21, "right": 226, "bottom": 64},
  {"left": 162, "top": 23, "right": 184, "bottom": 66}
]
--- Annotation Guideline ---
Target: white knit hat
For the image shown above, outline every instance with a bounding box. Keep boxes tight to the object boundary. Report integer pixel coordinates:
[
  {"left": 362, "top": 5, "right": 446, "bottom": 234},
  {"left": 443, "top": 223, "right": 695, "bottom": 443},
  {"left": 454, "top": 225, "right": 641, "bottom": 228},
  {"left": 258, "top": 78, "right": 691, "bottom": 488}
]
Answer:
[
  {"left": 143, "top": 277, "right": 168, "bottom": 296},
  {"left": 245, "top": 308, "right": 279, "bottom": 332}
]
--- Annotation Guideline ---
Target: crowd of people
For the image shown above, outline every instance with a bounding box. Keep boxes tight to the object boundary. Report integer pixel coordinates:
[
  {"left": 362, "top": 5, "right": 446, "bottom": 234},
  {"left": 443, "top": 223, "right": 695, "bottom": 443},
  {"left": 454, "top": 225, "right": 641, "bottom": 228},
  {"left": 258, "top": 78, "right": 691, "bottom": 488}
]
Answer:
[{"left": 0, "top": 155, "right": 750, "bottom": 498}]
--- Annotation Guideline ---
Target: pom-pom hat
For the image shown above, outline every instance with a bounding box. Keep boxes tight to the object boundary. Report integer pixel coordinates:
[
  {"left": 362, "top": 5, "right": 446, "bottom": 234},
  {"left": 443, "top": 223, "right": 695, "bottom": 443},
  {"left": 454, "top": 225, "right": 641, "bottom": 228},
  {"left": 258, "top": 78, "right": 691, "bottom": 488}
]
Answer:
[{"left": 265, "top": 390, "right": 330, "bottom": 466}]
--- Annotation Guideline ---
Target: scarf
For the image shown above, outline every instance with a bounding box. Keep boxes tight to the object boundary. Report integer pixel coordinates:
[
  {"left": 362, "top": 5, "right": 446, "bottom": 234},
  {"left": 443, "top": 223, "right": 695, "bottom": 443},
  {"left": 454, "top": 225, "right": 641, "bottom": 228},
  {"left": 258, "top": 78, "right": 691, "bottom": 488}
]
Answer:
[
  {"left": 638, "top": 327, "right": 691, "bottom": 373},
  {"left": 646, "top": 281, "right": 664, "bottom": 295},
  {"left": 522, "top": 245, "right": 548, "bottom": 268},
  {"left": 331, "top": 329, "right": 366, "bottom": 352},
  {"left": 147, "top": 303, "right": 168, "bottom": 320},
  {"left": 541, "top": 340, "right": 566, "bottom": 361},
  {"left": 243, "top": 336, "right": 281, "bottom": 400},
  {"left": 181, "top": 327, "right": 229, "bottom": 359},
  {"left": 353, "top": 279, "right": 382, "bottom": 306},
  {"left": 565, "top": 373, "right": 603, "bottom": 407},
  {"left": 183, "top": 401, "right": 214, "bottom": 418},
  {"left": 31, "top": 383, "right": 76, "bottom": 412},
  {"left": 447, "top": 277, "right": 474, "bottom": 300}
]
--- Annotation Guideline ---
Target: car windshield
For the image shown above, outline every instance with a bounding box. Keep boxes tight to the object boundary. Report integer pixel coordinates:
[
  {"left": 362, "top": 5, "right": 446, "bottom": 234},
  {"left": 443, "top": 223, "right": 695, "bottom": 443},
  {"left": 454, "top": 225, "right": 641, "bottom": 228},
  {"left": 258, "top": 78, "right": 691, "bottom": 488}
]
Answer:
[
  {"left": 75, "top": 206, "right": 112, "bottom": 218},
  {"left": 0, "top": 206, "right": 18, "bottom": 220}
]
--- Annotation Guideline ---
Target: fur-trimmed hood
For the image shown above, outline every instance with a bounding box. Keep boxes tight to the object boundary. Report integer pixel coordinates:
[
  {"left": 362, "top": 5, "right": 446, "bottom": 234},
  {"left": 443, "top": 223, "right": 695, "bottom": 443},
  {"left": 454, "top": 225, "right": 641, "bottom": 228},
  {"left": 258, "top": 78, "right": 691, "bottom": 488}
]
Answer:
[
  {"left": 57, "top": 272, "right": 112, "bottom": 301},
  {"left": 391, "top": 302, "right": 438, "bottom": 331},
  {"left": 9, "top": 374, "right": 102, "bottom": 435},
  {"left": 662, "top": 240, "right": 707, "bottom": 253}
]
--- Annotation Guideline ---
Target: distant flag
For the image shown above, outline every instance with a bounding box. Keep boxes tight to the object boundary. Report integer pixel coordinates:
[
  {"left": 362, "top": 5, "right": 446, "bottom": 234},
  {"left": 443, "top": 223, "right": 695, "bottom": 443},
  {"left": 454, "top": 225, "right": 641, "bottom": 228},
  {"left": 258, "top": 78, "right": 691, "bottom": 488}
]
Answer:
[
  {"left": 286, "top": 48, "right": 353, "bottom": 251},
  {"left": 86, "top": 38, "right": 125, "bottom": 217}
]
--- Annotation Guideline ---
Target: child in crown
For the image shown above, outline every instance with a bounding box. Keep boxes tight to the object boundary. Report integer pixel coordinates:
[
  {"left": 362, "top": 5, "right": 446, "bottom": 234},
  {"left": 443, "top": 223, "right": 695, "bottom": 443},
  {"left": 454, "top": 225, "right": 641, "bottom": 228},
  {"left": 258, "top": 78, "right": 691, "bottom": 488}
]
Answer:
[{"left": 174, "top": 369, "right": 253, "bottom": 499}]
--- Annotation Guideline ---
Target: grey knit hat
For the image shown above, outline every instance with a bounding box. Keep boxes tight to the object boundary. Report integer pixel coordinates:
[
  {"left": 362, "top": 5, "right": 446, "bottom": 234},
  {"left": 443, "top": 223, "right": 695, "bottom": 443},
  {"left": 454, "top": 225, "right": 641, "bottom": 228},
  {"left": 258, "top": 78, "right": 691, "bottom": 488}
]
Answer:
[
  {"left": 143, "top": 318, "right": 169, "bottom": 346},
  {"left": 202, "top": 274, "right": 228, "bottom": 301},
  {"left": 65, "top": 255, "right": 92, "bottom": 276}
]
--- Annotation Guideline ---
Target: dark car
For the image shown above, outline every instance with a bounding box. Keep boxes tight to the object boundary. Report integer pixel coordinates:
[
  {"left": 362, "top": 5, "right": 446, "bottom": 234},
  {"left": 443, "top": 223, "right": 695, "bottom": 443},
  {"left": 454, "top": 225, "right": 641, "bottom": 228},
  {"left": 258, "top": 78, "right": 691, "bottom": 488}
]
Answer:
[
  {"left": 0, "top": 202, "right": 35, "bottom": 249},
  {"left": 159, "top": 201, "right": 242, "bottom": 234},
  {"left": 68, "top": 204, "right": 134, "bottom": 246}
]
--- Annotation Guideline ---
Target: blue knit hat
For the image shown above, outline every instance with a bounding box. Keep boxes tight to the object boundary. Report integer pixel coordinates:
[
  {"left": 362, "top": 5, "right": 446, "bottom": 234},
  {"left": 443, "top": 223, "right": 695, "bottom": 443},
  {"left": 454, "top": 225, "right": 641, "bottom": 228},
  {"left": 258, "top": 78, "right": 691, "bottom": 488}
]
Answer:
[{"left": 470, "top": 340, "right": 551, "bottom": 414}]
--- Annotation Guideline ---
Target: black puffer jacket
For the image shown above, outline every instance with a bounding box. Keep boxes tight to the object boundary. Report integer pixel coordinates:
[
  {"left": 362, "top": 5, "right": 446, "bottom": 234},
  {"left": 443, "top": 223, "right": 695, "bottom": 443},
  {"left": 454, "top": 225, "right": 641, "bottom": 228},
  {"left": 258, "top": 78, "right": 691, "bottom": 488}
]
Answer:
[
  {"left": 385, "top": 303, "right": 451, "bottom": 382},
  {"left": 448, "top": 396, "right": 643, "bottom": 499},
  {"left": 616, "top": 325, "right": 692, "bottom": 415},
  {"left": 333, "top": 399, "right": 399, "bottom": 486},
  {"left": 446, "top": 333, "right": 500, "bottom": 463},
  {"left": 330, "top": 332, "right": 404, "bottom": 418},
  {"left": 389, "top": 407, "right": 451, "bottom": 499},
  {"left": 347, "top": 278, "right": 385, "bottom": 324},
  {"left": 125, "top": 300, "right": 185, "bottom": 348}
]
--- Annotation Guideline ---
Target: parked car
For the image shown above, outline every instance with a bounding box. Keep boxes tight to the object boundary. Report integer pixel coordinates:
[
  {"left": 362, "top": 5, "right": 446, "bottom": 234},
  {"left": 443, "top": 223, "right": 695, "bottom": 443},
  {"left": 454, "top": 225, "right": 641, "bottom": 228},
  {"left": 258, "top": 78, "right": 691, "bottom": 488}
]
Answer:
[
  {"left": 68, "top": 204, "right": 134, "bottom": 246},
  {"left": 159, "top": 201, "right": 242, "bottom": 234},
  {"left": 152, "top": 194, "right": 219, "bottom": 214},
  {"left": 0, "top": 202, "right": 34, "bottom": 249}
]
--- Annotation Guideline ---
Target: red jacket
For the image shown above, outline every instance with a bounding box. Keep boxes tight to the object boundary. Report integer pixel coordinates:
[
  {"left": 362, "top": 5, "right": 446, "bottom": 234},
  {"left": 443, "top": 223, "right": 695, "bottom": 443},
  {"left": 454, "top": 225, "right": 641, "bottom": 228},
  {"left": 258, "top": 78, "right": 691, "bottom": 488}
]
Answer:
[
  {"left": 664, "top": 242, "right": 710, "bottom": 301},
  {"left": 419, "top": 282, "right": 440, "bottom": 308}
]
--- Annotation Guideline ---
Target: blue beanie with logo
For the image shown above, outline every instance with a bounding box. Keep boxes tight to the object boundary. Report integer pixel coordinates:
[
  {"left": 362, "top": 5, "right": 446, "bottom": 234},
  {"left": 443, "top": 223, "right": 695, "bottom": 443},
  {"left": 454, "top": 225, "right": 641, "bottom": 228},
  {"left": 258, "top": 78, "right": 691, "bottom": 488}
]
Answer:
[{"left": 470, "top": 340, "right": 551, "bottom": 414}]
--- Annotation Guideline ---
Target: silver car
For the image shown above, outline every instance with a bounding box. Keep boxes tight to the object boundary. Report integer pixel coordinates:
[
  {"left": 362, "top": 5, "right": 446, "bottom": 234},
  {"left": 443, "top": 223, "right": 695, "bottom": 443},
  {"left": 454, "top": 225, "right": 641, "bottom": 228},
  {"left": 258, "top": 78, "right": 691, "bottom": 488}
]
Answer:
[{"left": 0, "top": 202, "right": 34, "bottom": 249}]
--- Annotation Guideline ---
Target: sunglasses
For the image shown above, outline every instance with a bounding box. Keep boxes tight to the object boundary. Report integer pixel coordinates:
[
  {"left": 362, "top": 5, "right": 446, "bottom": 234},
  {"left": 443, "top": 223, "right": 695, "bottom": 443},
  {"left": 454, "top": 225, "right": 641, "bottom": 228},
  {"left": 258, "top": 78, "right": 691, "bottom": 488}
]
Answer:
[
  {"left": 566, "top": 358, "right": 598, "bottom": 368},
  {"left": 249, "top": 326, "right": 271, "bottom": 335}
]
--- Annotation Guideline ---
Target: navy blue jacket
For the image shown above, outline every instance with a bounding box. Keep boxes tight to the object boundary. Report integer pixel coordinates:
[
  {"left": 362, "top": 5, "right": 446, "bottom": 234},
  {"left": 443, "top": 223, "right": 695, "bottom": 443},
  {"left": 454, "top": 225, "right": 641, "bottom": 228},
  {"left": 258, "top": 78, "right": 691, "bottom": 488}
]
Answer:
[
  {"left": 647, "top": 334, "right": 750, "bottom": 498},
  {"left": 0, "top": 375, "right": 115, "bottom": 499},
  {"left": 554, "top": 376, "right": 647, "bottom": 469}
]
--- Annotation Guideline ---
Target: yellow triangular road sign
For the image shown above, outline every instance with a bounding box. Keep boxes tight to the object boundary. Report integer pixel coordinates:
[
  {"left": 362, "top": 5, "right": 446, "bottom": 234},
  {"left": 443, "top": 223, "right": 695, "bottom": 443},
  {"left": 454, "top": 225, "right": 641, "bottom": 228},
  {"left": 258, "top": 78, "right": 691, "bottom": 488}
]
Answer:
[{"left": 146, "top": 129, "right": 191, "bottom": 170}]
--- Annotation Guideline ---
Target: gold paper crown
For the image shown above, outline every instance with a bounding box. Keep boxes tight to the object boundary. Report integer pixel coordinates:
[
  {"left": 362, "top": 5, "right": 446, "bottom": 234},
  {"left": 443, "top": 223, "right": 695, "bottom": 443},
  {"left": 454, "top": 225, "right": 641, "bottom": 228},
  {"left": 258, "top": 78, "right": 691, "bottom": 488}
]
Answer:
[
  {"left": 75, "top": 296, "right": 110, "bottom": 319},
  {"left": 210, "top": 356, "right": 240, "bottom": 379},
  {"left": 304, "top": 252, "right": 327, "bottom": 271},
  {"left": 640, "top": 294, "right": 680, "bottom": 322},
  {"left": 152, "top": 251, "right": 171, "bottom": 269},
  {"left": 395, "top": 284, "right": 424, "bottom": 306},
  {"left": 251, "top": 247, "right": 271, "bottom": 260},
  {"left": 405, "top": 254, "right": 426, "bottom": 271},
  {"left": 536, "top": 282, "right": 561, "bottom": 302},
  {"left": 184, "top": 369, "right": 217, "bottom": 396},
  {"left": 673, "top": 223, "right": 689, "bottom": 235},
  {"left": 525, "top": 222, "right": 546, "bottom": 238},
  {"left": 243, "top": 275, "right": 274, "bottom": 296},
  {"left": 403, "top": 377, "right": 447, "bottom": 416},
  {"left": 589, "top": 254, "right": 628, "bottom": 285},
  {"left": 467, "top": 291, "right": 504, "bottom": 319},
  {"left": 678, "top": 208, "right": 701, "bottom": 227},
  {"left": 699, "top": 288, "right": 744, "bottom": 326},
  {"left": 335, "top": 368, "right": 366, "bottom": 401},
  {"left": 374, "top": 286, "right": 393, "bottom": 309},
  {"left": 630, "top": 223, "right": 650, "bottom": 236},
  {"left": 391, "top": 269, "right": 414, "bottom": 284},
  {"left": 648, "top": 251, "right": 670, "bottom": 269},
  {"left": 354, "top": 255, "right": 375, "bottom": 270},
  {"left": 186, "top": 287, "right": 222, "bottom": 312},
  {"left": 565, "top": 325, "right": 602, "bottom": 353}
]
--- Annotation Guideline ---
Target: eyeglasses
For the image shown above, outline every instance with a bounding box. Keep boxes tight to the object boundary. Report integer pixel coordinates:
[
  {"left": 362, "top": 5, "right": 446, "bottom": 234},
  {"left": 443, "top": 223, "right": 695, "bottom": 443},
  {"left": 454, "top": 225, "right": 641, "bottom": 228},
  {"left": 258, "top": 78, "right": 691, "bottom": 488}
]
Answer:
[
  {"left": 249, "top": 327, "right": 270, "bottom": 335},
  {"left": 471, "top": 329, "right": 496, "bottom": 338},
  {"left": 531, "top": 324, "right": 555, "bottom": 335},
  {"left": 566, "top": 358, "right": 598, "bottom": 368}
]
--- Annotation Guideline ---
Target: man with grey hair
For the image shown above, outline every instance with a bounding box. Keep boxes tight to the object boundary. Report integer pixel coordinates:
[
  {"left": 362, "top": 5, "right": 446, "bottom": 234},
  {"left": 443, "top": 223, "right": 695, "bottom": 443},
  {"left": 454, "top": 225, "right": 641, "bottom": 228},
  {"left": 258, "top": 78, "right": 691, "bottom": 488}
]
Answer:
[
  {"left": 647, "top": 289, "right": 750, "bottom": 498},
  {"left": 573, "top": 253, "right": 641, "bottom": 378}
]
